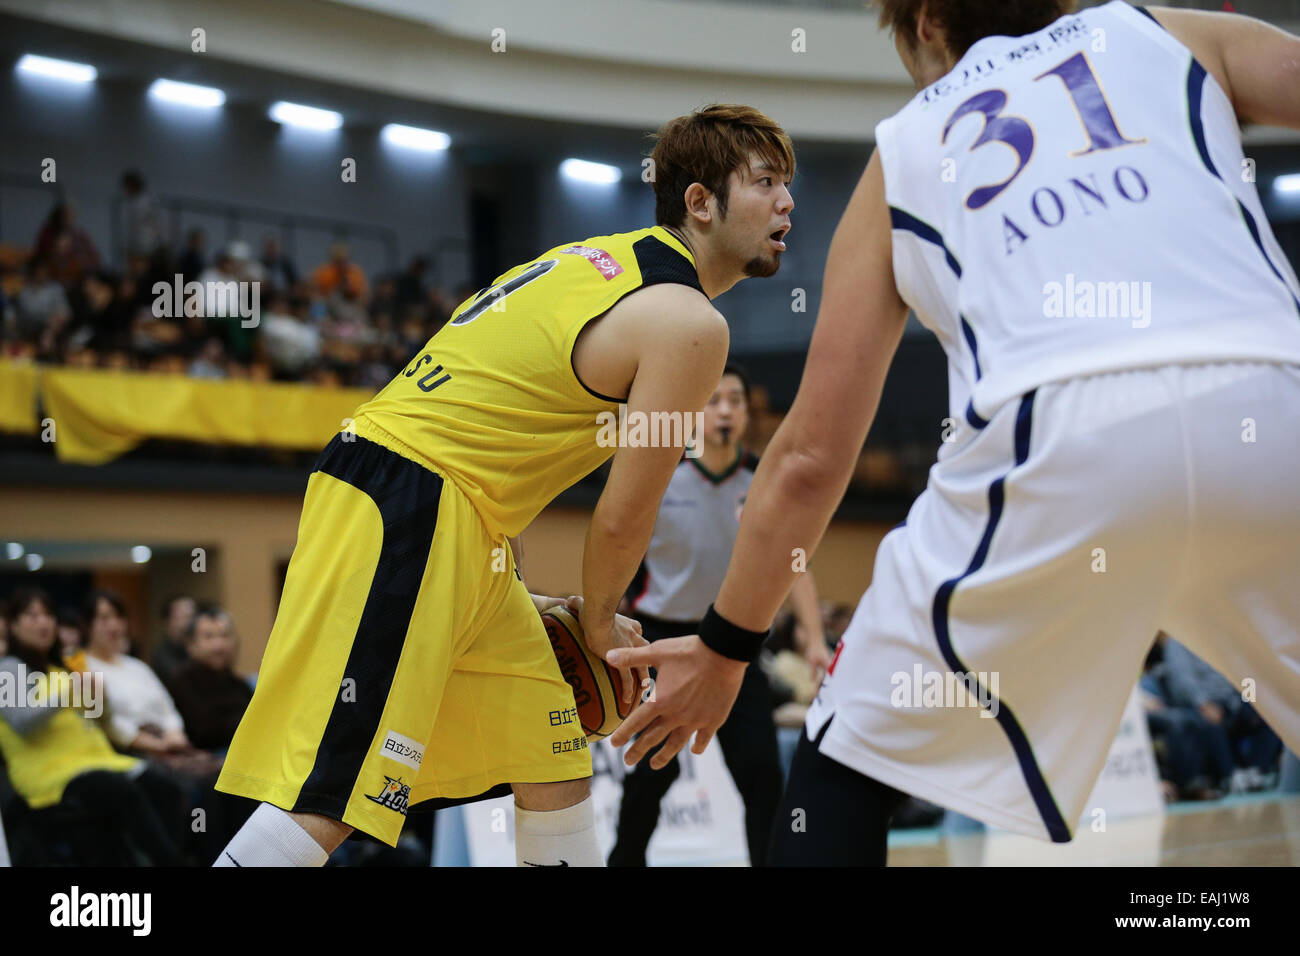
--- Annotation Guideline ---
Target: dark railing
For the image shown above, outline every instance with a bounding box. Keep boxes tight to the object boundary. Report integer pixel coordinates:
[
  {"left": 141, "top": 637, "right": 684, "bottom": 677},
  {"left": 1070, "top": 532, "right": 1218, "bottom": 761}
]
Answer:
[
  {"left": 110, "top": 193, "right": 402, "bottom": 275},
  {"left": 1, "top": 172, "right": 470, "bottom": 284}
]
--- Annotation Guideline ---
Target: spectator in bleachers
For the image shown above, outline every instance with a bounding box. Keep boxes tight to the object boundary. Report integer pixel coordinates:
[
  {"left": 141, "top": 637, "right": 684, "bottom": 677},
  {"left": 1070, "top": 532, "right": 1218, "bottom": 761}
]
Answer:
[
  {"left": 0, "top": 588, "right": 186, "bottom": 865},
  {"left": 393, "top": 255, "right": 429, "bottom": 314},
  {"left": 1152, "top": 633, "right": 1283, "bottom": 793},
  {"left": 34, "top": 201, "right": 100, "bottom": 285},
  {"left": 82, "top": 589, "right": 190, "bottom": 756},
  {"left": 177, "top": 228, "right": 207, "bottom": 283},
  {"left": 198, "top": 241, "right": 260, "bottom": 362},
  {"left": 260, "top": 235, "right": 298, "bottom": 292},
  {"left": 14, "top": 257, "right": 71, "bottom": 357},
  {"left": 120, "top": 170, "right": 166, "bottom": 261},
  {"left": 152, "top": 594, "right": 196, "bottom": 690},
  {"left": 56, "top": 607, "right": 85, "bottom": 662},
  {"left": 167, "top": 605, "right": 252, "bottom": 753},
  {"left": 312, "top": 242, "right": 369, "bottom": 303},
  {"left": 260, "top": 292, "right": 322, "bottom": 380},
  {"left": 188, "top": 335, "right": 229, "bottom": 380},
  {"left": 70, "top": 270, "right": 127, "bottom": 354}
]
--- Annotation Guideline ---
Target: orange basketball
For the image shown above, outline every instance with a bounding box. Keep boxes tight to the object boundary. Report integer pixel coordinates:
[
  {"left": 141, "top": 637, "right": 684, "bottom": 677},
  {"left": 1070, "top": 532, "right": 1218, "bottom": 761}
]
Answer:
[{"left": 541, "top": 606, "right": 633, "bottom": 740}]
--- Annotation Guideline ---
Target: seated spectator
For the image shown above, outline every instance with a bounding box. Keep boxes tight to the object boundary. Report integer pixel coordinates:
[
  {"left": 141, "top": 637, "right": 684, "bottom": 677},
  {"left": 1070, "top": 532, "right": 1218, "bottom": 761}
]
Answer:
[
  {"left": 34, "top": 200, "right": 100, "bottom": 285},
  {"left": 167, "top": 605, "right": 252, "bottom": 753},
  {"left": 55, "top": 606, "right": 86, "bottom": 663},
  {"left": 152, "top": 594, "right": 196, "bottom": 691},
  {"left": 70, "top": 270, "right": 129, "bottom": 353},
  {"left": 14, "top": 257, "right": 71, "bottom": 357},
  {"left": 260, "top": 293, "right": 321, "bottom": 379},
  {"left": 260, "top": 235, "right": 298, "bottom": 292},
  {"left": 199, "top": 241, "right": 260, "bottom": 363},
  {"left": 313, "top": 242, "right": 369, "bottom": 303},
  {"left": 393, "top": 255, "right": 429, "bottom": 313},
  {"left": 0, "top": 588, "right": 185, "bottom": 865},
  {"left": 82, "top": 589, "right": 190, "bottom": 756},
  {"left": 1140, "top": 662, "right": 1224, "bottom": 801},
  {"left": 177, "top": 228, "right": 206, "bottom": 283},
  {"left": 1155, "top": 632, "right": 1283, "bottom": 793},
  {"left": 188, "top": 336, "right": 229, "bottom": 379}
]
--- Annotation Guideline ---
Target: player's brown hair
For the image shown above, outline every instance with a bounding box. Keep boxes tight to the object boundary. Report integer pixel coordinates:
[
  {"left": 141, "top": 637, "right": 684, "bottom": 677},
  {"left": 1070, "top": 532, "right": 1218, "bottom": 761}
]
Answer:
[
  {"left": 650, "top": 104, "right": 795, "bottom": 228},
  {"left": 874, "top": 0, "right": 1077, "bottom": 59}
]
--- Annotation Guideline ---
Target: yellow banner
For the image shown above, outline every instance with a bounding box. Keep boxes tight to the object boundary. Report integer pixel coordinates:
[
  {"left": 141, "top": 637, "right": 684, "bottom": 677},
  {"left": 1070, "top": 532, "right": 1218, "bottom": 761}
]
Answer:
[
  {"left": 37, "top": 367, "right": 375, "bottom": 464},
  {"left": 0, "top": 360, "right": 40, "bottom": 435},
  {"left": 0, "top": 361, "right": 40, "bottom": 437}
]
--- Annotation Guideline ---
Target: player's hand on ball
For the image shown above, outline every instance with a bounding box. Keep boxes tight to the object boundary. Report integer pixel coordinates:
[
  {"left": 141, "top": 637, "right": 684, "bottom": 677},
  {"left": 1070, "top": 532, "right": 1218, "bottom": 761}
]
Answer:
[
  {"left": 565, "top": 595, "right": 648, "bottom": 708},
  {"left": 606, "top": 635, "right": 746, "bottom": 769},
  {"left": 529, "top": 593, "right": 568, "bottom": 615}
]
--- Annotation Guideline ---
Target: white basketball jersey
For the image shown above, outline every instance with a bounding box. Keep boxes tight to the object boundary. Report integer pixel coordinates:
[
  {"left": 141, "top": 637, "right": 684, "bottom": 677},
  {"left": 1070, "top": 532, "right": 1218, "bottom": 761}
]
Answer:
[{"left": 876, "top": 0, "right": 1300, "bottom": 424}]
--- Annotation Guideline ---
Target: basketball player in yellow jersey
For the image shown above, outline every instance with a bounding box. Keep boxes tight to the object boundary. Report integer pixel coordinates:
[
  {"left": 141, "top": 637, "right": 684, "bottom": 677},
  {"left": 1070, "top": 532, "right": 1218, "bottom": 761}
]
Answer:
[{"left": 213, "top": 105, "right": 795, "bottom": 867}]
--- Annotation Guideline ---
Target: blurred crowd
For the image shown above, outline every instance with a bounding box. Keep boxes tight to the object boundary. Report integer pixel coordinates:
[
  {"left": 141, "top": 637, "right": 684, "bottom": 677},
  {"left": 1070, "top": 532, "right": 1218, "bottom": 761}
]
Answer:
[
  {"left": 1141, "top": 631, "right": 1288, "bottom": 801},
  {"left": 0, "top": 170, "right": 462, "bottom": 389},
  {"left": 0, "top": 587, "right": 429, "bottom": 866}
]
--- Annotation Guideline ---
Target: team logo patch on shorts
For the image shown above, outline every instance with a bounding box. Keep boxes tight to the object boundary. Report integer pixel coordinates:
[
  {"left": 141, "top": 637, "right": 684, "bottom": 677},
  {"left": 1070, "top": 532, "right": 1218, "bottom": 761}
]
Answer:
[
  {"left": 560, "top": 245, "right": 623, "bottom": 280},
  {"left": 366, "top": 775, "right": 411, "bottom": 815},
  {"left": 380, "top": 730, "right": 425, "bottom": 770}
]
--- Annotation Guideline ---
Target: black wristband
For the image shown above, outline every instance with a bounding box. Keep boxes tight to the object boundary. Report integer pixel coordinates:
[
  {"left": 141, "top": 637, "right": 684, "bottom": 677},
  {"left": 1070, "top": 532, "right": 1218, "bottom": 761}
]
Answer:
[{"left": 698, "top": 604, "right": 767, "bottom": 663}]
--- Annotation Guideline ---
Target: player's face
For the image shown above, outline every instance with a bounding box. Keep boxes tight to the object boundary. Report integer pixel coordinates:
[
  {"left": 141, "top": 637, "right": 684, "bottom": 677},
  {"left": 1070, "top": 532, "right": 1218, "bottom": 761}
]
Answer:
[
  {"left": 702, "top": 374, "right": 749, "bottom": 448},
  {"left": 719, "top": 157, "right": 793, "bottom": 279}
]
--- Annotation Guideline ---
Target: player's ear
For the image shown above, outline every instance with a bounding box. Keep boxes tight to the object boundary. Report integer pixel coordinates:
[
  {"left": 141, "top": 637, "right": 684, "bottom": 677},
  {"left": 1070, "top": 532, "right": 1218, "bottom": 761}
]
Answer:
[
  {"left": 915, "top": 1, "right": 939, "bottom": 48},
  {"left": 682, "top": 182, "right": 714, "bottom": 226}
]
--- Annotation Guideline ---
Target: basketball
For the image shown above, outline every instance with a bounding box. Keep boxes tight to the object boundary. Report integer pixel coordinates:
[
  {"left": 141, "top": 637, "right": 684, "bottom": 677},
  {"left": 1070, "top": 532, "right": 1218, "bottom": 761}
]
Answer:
[{"left": 541, "top": 606, "right": 633, "bottom": 740}]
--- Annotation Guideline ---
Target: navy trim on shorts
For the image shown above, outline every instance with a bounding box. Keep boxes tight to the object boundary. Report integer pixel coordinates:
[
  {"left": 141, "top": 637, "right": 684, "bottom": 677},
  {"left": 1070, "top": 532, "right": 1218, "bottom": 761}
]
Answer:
[
  {"left": 930, "top": 390, "right": 1072, "bottom": 843},
  {"left": 959, "top": 316, "right": 982, "bottom": 381},
  {"left": 292, "top": 432, "right": 444, "bottom": 819},
  {"left": 1186, "top": 61, "right": 1300, "bottom": 319}
]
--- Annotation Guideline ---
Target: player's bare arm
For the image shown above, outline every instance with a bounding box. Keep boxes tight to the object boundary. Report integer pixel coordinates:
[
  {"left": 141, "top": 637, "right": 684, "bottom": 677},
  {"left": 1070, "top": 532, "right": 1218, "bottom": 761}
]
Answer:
[
  {"left": 574, "top": 283, "right": 729, "bottom": 701},
  {"left": 789, "top": 570, "right": 831, "bottom": 679},
  {"left": 1147, "top": 7, "right": 1300, "bottom": 130},
  {"left": 609, "top": 148, "right": 909, "bottom": 766}
]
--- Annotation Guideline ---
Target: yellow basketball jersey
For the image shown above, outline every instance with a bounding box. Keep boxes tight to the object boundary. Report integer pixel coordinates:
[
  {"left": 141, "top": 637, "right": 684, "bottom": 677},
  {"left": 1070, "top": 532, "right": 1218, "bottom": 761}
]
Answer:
[{"left": 352, "top": 225, "right": 702, "bottom": 538}]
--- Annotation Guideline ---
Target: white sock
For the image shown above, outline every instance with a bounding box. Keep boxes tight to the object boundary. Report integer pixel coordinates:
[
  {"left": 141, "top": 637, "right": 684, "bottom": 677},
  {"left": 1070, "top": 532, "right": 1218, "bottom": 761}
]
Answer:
[
  {"left": 213, "top": 802, "right": 331, "bottom": 867},
  {"left": 514, "top": 796, "right": 603, "bottom": 867}
]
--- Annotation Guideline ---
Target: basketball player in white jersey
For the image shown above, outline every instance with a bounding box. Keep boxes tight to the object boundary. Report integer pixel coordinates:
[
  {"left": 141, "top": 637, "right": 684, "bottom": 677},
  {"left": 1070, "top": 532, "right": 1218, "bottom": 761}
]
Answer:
[{"left": 607, "top": 1, "right": 1300, "bottom": 864}]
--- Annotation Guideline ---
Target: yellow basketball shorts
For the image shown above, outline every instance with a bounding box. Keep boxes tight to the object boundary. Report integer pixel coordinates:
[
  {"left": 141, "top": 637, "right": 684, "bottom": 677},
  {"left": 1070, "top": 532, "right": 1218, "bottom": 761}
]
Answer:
[{"left": 216, "top": 431, "right": 592, "bottom": 846}]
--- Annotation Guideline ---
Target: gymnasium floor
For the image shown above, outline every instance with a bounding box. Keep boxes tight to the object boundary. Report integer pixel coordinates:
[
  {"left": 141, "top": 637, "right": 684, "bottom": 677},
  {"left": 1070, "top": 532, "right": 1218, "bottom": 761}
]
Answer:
[{"left": 886, "top": 792, "right": 1300, "bottom": 866}]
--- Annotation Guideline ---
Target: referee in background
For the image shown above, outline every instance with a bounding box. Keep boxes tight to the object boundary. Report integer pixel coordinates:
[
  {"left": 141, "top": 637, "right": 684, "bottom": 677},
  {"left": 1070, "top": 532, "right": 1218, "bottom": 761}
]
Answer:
[{"left": 608, "top": 363, "right": 830, "bottom": 866}]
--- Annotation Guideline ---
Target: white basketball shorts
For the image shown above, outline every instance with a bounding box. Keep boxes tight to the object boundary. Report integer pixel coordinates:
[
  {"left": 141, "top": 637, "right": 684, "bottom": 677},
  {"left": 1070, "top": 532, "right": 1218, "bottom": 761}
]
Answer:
[{"left": 806, "top": 361, "right": 1300, "bottom": 842}]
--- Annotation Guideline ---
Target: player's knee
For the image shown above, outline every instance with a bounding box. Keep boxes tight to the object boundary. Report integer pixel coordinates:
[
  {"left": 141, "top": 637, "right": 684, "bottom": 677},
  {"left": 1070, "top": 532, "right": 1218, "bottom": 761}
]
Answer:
[{"left": 511, "top": 776, "right": 592, "bottom": 811}]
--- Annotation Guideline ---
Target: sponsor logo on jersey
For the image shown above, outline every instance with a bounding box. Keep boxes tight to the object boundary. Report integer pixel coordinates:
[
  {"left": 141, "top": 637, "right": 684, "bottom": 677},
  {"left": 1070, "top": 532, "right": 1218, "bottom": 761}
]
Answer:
[
  {"left": 561, "top": 245, "right": 624, "bottom": 280},
  {"left": 380, "top": 729, "right": 425, "bottom": 770},
  {"left": 366, "top": 775, "right": 411, "bottom": 815}
]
